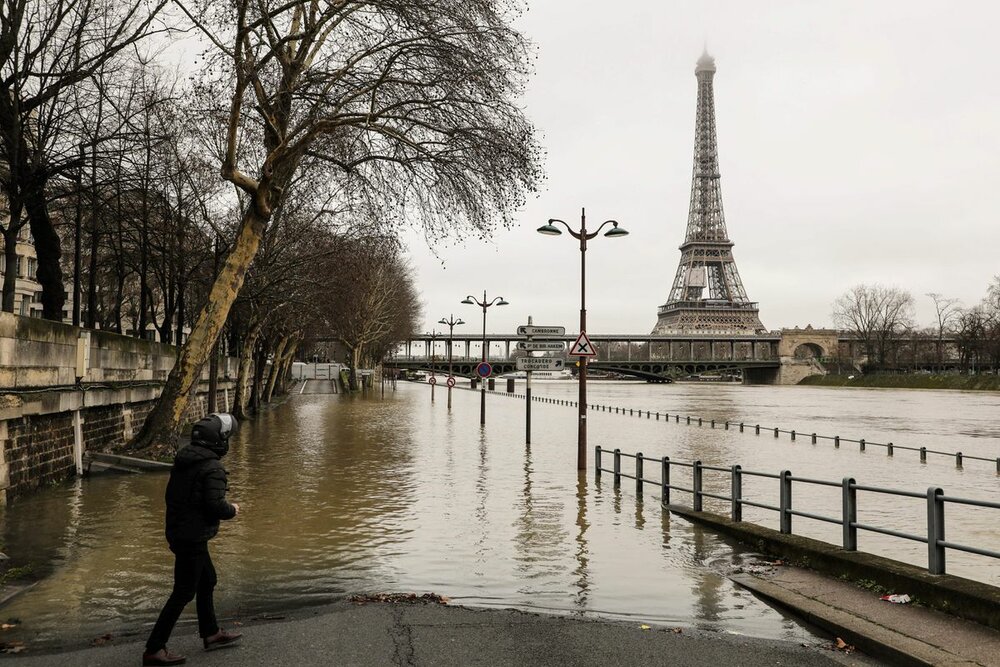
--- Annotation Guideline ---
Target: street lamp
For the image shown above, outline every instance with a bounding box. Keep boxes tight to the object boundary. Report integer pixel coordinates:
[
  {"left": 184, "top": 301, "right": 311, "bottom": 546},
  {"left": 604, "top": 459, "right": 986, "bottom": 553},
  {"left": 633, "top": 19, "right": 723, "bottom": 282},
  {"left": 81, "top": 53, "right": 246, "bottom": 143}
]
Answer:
[
  {"left": 427, "top": 330, "right": 439, "bottom": 402},
  {"left": 538, "top": 208, "right": 628, "bottom": 471},
  {"left": 462, "top": 291, "right": 509, "bottom": 425},
  {"left": 438, "top": 314, "right": 465, "bottom": 409}
]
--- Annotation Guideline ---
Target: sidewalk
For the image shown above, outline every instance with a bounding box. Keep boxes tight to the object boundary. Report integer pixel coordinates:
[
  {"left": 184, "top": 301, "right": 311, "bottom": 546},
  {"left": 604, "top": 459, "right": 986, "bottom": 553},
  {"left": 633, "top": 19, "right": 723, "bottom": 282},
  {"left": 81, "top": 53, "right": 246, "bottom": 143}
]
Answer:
[
  {"left": 731, "top": 564, "right": 1000, "bottom": 666},
  {"left": 7, "top": 599, "right": 873, "bottom": 667}
]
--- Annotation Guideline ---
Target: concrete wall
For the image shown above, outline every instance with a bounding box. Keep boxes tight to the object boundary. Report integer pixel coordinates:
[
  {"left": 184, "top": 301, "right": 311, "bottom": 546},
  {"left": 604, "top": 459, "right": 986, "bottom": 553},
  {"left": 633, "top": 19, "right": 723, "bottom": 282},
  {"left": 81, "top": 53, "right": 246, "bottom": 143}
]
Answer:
[{"left": 0, "top": 313, "right": 237, "bottom": 503}]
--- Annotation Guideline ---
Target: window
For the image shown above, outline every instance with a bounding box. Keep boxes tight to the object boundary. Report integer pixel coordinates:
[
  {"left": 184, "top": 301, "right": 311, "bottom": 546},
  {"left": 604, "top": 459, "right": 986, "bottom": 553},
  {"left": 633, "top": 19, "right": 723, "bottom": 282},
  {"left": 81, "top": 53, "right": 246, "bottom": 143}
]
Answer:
[
  {"left": 27, "top": 258, "right": 37, "bottom": 279},
  {"left": 18, "top": 297, "right": 29, "bottom": 316},
  {"left": 15, "top": 256, "right": 22, "bottom": 277}
]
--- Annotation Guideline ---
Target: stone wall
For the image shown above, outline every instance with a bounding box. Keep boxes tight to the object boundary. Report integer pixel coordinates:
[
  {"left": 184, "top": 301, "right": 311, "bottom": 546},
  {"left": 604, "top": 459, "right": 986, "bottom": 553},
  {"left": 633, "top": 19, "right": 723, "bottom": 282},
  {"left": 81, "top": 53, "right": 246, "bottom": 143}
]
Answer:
[{"left": 0, "top": 313, "right": 238, "bottom": 503}]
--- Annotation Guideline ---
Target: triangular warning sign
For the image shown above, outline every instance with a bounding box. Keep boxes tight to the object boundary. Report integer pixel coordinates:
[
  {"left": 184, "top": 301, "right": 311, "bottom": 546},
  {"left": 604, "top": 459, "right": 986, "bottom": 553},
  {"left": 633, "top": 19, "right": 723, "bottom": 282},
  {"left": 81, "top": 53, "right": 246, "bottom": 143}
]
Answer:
[{"left": 569, "top": 331, "right": 597, "bottom": 357}]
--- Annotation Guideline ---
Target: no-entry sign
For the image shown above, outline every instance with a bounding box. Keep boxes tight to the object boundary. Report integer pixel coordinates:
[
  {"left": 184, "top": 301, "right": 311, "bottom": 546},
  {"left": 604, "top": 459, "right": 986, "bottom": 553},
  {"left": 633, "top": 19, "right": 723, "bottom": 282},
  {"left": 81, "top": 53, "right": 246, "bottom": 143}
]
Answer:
[
  {"left": 475, "top": 361, "right": 493, "bottom": 378},
  {"left": 428, "top": 376, "right": 437, "bottom": 385},
  {"left": 446, "top": 376, "right": 456, "bottom": 388}
]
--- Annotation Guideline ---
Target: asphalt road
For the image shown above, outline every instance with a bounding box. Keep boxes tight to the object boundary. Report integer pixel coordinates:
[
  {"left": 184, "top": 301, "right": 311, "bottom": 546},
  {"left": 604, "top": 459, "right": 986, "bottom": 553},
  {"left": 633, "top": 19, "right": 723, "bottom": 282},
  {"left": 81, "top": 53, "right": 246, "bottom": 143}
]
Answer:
[{"left": 7, "top": 600, "right": 875, "bottom": 666}]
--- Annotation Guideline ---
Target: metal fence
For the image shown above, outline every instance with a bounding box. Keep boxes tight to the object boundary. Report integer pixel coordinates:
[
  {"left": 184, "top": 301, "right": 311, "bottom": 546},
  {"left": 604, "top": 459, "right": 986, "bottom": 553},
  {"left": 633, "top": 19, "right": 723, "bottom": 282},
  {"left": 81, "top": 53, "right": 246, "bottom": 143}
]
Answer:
[{"left": 595, "top": 446, "right": 1000, "bottom": 576}]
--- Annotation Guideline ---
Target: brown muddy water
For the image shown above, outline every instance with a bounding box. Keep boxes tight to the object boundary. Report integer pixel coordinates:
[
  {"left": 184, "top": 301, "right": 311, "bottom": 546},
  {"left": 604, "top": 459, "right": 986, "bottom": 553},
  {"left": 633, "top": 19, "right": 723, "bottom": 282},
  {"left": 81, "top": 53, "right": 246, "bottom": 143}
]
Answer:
[{"left": 2, "top": 380, "right": 998, "bottom": 648}]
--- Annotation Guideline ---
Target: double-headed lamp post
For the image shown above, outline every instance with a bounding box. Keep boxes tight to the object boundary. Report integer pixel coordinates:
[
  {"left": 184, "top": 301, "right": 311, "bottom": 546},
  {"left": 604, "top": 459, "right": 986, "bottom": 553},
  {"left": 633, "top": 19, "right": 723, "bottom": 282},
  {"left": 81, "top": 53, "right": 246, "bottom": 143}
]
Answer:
[
  {"left": 461, "top": 291, "right": 509, "bottom": 426},
  {"left": 538, "top": 208, "right": 628, "bottom": 471},
  {"left": 438, "top": 314, "right": 465, "bottom": 409}
]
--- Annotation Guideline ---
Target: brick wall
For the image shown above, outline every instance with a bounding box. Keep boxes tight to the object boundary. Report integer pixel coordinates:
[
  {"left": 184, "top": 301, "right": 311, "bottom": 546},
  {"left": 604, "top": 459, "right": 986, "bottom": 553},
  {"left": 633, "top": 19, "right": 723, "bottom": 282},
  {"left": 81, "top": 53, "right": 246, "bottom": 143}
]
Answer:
[{"left": 3, "top": 413, "right": 76, "bottom": 498}]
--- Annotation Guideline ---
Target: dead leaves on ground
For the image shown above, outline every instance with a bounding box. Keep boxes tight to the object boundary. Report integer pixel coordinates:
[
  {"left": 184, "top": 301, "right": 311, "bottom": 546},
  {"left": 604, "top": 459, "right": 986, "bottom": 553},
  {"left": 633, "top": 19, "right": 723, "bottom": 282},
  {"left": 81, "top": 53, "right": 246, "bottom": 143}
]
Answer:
[{"left": 349, "top": 592, "right": 449, "bottom": 606}]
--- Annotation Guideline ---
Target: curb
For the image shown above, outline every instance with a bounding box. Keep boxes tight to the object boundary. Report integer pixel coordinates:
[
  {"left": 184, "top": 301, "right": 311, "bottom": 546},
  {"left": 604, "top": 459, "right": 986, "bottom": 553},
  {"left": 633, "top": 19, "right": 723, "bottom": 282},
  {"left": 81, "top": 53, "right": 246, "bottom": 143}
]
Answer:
[{"left": 731, "top": 574, "right": 980, "bottom": 667}]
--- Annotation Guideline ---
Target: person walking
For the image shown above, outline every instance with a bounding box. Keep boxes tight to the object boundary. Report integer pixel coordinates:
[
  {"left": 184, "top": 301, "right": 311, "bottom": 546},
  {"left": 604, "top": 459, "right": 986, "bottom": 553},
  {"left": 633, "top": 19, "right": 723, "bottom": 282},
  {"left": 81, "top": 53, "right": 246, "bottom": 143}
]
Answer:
[{"left": 143, "top": 413, "right": 244, "bottom": 666}]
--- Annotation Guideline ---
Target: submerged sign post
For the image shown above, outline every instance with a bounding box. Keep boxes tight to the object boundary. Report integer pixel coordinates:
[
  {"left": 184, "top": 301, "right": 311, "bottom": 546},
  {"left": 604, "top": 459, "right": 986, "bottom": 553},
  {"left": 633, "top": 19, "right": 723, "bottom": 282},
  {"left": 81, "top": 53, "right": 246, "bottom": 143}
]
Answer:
[{"left": 518, "top": 319, "right": 567, "bottom": 445}]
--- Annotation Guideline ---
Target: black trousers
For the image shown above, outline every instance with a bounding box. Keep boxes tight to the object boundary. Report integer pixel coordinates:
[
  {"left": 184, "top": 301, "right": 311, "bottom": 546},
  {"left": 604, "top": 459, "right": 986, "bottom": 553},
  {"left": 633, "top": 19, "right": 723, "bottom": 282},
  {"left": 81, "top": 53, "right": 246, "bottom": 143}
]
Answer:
[{"left": 145, "top": 541, "right": 220, "bottom": 653}]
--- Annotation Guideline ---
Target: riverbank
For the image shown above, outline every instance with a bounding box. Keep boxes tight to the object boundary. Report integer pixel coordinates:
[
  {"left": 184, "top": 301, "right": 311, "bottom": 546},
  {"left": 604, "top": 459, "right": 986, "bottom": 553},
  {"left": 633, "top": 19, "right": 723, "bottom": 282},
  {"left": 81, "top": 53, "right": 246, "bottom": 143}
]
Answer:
[
  {"left": 799, "top": 373, "right": 1000, "bottom": 391},
  {"left": 6, "top": 597, "right": 871, "bottom": 666}
]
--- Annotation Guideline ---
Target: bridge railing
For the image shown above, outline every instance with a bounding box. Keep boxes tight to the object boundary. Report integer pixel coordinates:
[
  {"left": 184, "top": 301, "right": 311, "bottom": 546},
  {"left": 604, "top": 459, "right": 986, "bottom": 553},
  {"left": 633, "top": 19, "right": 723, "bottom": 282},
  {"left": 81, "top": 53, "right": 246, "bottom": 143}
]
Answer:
[{"left": 595, "top": 446, "right": 1000, "bottom": 576}]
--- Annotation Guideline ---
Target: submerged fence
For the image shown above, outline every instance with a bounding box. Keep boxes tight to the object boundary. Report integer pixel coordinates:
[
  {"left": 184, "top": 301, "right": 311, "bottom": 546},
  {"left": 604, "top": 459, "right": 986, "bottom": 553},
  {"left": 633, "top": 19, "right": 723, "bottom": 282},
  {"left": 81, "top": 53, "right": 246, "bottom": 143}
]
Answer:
[
  {"left": 595, "top": 446, "right": 1000, "bottom": 576},
  {"left": 464, "top": 384, "right": 1000, "bottom": 473}
]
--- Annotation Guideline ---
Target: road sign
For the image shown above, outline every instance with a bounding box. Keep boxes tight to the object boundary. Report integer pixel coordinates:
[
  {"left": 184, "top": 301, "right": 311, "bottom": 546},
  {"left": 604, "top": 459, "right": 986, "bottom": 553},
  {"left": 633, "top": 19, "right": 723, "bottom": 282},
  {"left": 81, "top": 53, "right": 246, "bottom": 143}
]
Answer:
[
  {"left": 475, "top": 361, "right": 493, "bottom": 378},
  {"left": 569, "top": 331, "right": 597, "bottom": 357},
  {"left": 446, "top": 376, "right": 456, "bottom": 388},
  {"left": 516, "top": 357, "right": 565, "bottom": 371},
  {"left": 516, "top": 340, "right": 566, "bottom": 351},
  {"left": 517, "top": 325, "right": 566, "bottom": 337},
  {"left": 428, "top": 376, "right": 437, "bottom": 385}
]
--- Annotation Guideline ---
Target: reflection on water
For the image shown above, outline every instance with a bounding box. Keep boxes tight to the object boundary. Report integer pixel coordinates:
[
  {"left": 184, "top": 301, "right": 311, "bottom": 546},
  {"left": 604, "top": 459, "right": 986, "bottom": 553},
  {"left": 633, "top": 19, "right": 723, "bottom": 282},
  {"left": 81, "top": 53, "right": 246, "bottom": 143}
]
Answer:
[{"left": 2, "top": 380, "right": 997, "bottom": 647}]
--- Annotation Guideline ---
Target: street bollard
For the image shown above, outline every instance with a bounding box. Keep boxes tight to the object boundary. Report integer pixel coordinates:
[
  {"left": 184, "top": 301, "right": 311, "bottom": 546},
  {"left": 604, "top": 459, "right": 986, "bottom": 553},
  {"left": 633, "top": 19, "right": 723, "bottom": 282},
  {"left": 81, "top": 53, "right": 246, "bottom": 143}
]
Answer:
[
  {"left": 675, "top": 415, "right": 679, "bottom": 423},
  {"left": 755, "top": 424, "right": 760, "bottom": 435},
  {"left": 774, "top": 427, "right": 779, "bottom": 438},
  {"left": 887, "top": 442, "right": 893, "bottom": 456},
  {"left": 595, "top": 446, "right": 602, "bottom": 478},
  {"left": 698, "top": 418, "right": 703, "bottom": 426},
  {"left": 740, "top": 422, "right": 744, "bottom": 432},
  {"left": 687, "top": 416, "right": 691, "bottom": 425},
  {"left": 656, "top": 412, "right": 660, "bottom": 420},
  {"left": 956, "top": 452, "right": 963, "bottom": 467},
  {"left": 860, "top": 438, "right": 865, "bottom": 452},
  {"left": 711, "top": 419, "right": 715, "bottom": 429},
  {"left": 835, "top": 435, "right": 840, "bottom": 448},
  {"left": 791, "top": 430, "right": 796, "bottom": 441},
  {"left": 920, "top": 447, "right": 927, "bottom": 463},
  {"left": 613, "top": 449, "right": 622, "bottom": 488},
  {"left": 811, "top": 433, "right": 817, "bottom": 444},
  {"left": 725, "top": 421, "right": 729, "bottom": 430}
]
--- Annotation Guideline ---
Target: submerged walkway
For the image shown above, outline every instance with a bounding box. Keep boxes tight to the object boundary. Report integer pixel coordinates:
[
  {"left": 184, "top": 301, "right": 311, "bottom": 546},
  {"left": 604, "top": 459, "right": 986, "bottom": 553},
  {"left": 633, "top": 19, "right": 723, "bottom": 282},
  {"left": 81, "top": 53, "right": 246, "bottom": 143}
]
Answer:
[{"left": 10, "top": 599, "right": 871, "bottom": 666}]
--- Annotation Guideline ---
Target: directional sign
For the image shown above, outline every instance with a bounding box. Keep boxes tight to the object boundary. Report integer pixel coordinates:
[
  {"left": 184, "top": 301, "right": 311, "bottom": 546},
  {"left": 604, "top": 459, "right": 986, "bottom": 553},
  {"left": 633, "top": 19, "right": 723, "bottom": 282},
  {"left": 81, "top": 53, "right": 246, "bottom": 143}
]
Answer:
[
  {"left": 516, "top": 357, "right": 565, "bottom": 371},
  {"left": 446, "top": 376, "right": 456, "bottom": 388},
  {"left": 475, "top": 361, "right": 493, "bottom": 378},
  {"left": 428, "top": 376, "right": 437, "bottom": 385},
  {"left": 569, "top": 331, "right": 597, "bottom": 357},
  {"left": 516, "top": 340, "right": 566, "bottom": 351},
  {"left": 517, "top": 325, "right": 566, "bottom": 337}
]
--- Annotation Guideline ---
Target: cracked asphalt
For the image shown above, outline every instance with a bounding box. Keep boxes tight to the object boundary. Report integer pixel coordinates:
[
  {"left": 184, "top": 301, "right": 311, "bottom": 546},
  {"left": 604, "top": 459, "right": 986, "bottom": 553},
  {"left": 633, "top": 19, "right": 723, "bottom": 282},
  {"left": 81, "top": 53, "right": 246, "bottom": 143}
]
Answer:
[{"left": 7, "top": 600, "right": 875, "bottom": 666}]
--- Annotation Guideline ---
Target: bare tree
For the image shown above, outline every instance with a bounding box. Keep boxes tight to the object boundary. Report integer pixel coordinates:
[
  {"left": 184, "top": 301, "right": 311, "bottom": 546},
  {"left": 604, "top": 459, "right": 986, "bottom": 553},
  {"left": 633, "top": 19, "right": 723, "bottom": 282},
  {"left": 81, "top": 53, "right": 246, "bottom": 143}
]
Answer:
[
  {"left": 926, "top": 292, "right": 961, "bottom": 370},
  {"left": 0, "top": 0, "right": 168, "bottom": 318},
  {"left": 833, "top": 284, "right": 915, "bottom": 371},
  {"left": 131, "top": 0, "right": 542, "bottom": 452}
]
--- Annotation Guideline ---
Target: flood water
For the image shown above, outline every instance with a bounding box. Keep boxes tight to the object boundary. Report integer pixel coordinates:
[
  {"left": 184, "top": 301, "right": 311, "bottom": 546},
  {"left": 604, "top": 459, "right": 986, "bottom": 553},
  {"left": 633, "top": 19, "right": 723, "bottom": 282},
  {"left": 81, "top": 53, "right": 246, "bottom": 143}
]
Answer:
[{"left": 2, "top": 380, "right": 998, "bottom": 648}]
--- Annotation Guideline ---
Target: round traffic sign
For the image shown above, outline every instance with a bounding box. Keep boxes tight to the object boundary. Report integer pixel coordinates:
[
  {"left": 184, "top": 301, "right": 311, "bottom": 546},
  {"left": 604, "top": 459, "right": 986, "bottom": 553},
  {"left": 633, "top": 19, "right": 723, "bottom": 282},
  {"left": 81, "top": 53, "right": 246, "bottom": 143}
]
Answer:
[
  {"left": 446, "top": 376, "right": 456, "bottom": 388},
  {"left": 428, "top": 376, "right": 437, "bottom": 385},
  {"left": 475, "top": 361, "right": 493, "bottom": 378}
]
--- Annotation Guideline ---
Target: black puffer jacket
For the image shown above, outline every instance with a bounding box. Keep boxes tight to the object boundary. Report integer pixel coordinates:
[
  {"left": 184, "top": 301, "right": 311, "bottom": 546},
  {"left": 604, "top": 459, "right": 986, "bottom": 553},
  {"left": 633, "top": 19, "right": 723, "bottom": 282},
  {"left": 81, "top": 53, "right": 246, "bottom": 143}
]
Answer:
[{"left": 164, "top": 443, "right": 237, "bottom": 544}]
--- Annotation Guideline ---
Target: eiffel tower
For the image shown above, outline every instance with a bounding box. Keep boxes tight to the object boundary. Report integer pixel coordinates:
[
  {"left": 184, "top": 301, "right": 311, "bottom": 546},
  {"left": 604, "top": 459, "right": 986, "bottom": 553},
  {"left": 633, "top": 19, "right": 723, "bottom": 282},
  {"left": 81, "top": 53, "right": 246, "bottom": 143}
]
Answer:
[{"left": 652, "top": 51, "right": 765, "bottom": 334}]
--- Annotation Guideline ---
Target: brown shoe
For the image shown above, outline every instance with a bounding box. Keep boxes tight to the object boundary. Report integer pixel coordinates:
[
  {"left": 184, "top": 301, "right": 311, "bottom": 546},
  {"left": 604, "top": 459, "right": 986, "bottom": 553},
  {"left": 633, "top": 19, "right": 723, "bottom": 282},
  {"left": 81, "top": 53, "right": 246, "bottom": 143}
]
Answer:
[
  {"left": 142, "top": 648, "right": 187, "bottom": 665},
  {"left": 203, "top": 628, "right": 242, "bottom": 651}
]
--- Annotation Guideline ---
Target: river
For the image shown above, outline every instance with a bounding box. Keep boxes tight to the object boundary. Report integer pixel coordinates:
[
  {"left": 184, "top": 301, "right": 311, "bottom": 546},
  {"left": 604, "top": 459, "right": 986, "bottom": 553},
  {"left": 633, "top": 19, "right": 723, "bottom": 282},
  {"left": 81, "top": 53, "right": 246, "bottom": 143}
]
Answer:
[{"left": 1, "top": 380, "right": 997, "bottom": 648}]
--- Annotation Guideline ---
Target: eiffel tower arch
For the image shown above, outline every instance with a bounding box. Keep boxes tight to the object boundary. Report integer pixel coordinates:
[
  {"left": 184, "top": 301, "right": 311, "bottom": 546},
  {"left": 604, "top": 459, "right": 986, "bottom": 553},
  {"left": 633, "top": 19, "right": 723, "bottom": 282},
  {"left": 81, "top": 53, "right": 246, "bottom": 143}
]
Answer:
[{"left": 653, "top": 51, "right": 766, "bottom": 334}]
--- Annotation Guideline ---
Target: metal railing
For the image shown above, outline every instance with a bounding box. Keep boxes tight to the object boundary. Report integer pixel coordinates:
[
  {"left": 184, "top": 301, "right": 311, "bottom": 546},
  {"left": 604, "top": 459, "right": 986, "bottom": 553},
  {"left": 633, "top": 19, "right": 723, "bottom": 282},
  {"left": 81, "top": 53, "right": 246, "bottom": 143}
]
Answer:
[{"left": 595, "top": 446, "right": 1000, "bottom": 575}]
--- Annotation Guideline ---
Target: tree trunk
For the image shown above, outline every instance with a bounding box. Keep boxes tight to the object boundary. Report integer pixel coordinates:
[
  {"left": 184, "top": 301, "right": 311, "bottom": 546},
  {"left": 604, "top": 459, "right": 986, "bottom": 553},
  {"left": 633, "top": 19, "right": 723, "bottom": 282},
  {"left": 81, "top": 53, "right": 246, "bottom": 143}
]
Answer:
[
  {"left": 129, "top": 208, "right": 268, "bottom": 453},
  {"left": 233, "top": 319, "right": 263, "bottom": 421},
  {"left": 24, "top": 176, "right": 66, "bottom": 321},
  {"left": 1, "top": 212, "right": 22, "bottom": 312},
  {"left": 86, "top": 147, "right": 100, "bottom": 328},
  {"left": 263, "top": 335, "right": 290, "bottom": 404},
  {"left": 278, "top": 340, "right": 299, "bottom": 395},
  {"left": 249, "top": 343, "right": 266, "bottom": 415}
]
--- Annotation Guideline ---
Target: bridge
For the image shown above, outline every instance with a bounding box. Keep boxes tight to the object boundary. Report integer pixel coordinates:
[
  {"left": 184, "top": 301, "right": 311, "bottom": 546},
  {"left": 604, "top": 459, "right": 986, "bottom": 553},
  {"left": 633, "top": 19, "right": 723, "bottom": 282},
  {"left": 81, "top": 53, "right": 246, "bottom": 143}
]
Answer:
[{"left": 386, "top": 328, "right": 852, "bottom": 384}]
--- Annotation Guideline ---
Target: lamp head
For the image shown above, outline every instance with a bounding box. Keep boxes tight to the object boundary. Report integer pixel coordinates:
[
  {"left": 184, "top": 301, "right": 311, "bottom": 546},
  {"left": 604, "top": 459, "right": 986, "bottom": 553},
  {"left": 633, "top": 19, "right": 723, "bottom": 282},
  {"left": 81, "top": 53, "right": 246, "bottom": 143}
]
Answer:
[
  {"left": 438, "top": 318, "right": 447, "bottom": 325},
  {"left": 604, "top": 221, "right": 629, "bottom": 238},
  {"left": 537, "top": 220, "right": 562, "bottom": 236},
  {"left": 461, "top": 297, "right": 475, "bottom": 305},
  {"left": 497, "top": 298, "right": 509, "bottom": 306},
  {"left": 456, "top": 319, "right": 465, "bottom": 325}
]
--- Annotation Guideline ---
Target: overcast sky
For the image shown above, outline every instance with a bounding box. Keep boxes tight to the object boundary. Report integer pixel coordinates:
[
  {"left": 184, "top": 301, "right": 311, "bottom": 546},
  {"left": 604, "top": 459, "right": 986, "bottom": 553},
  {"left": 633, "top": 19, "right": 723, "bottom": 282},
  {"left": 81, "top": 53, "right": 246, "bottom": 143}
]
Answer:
[{"left": 402, "top": 1, "right": 1000, "bottom": 337}]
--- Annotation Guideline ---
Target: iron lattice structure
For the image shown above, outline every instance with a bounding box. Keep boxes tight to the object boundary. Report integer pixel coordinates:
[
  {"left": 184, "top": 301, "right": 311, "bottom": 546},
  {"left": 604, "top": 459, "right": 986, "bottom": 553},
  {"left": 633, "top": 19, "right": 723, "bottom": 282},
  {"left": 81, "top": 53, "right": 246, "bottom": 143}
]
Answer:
[{"left": 652, "top": 52, "right": 766, "bottom": 334}]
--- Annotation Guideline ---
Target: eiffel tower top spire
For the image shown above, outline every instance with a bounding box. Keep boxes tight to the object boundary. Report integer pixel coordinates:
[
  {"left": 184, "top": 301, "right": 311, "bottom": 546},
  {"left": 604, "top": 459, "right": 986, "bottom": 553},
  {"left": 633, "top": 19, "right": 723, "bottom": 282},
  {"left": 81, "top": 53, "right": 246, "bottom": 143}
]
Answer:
[{"left": 651, "top": 52, "right": 765, "bottom": 334}]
